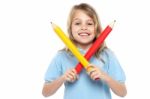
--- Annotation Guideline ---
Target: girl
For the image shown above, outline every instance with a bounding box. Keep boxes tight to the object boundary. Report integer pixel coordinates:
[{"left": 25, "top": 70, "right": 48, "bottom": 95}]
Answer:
[{"left": 42, "top": 3, "right": 127, "bottom": 99}]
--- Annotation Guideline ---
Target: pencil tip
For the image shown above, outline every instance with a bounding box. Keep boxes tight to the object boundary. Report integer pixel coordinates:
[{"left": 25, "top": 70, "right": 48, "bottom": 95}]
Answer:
[{"left": 109, "top": 20, "right": 116, "bottom": 28}]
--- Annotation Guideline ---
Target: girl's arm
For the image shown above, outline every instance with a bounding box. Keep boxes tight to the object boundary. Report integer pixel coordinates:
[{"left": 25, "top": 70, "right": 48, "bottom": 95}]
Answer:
[
  {"left": 42, "top": 68, "right": 77, "bottom": 97},
  {"left": 42, "top": 75, "right": 65, "bottom": 97},
  {"left": 104, "top": 75, "right": 127, "bottom": 97},
  {"left": 89, "top": 65, "right": 127, "bottom": 97}
]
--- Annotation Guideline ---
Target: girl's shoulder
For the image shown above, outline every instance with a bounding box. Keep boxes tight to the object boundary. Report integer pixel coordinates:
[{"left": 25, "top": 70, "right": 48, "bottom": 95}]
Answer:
[
  {"left": 100, "top": 48, "right": 117, "bottom": 61},
  {"left": 101, "top": 48, "right": 114, "bottom": 57},
  {"left": 55, "top": 50, "right": 67, "bottom": 58},
  {"left": 102, "top": 48, "right": 121, "bottom": 65},
  {"left": 55, "top": 49, "right": 73, "bottom": 59},
  {"left": 49, "top": 50, "right": 68, "bottom": 64}
]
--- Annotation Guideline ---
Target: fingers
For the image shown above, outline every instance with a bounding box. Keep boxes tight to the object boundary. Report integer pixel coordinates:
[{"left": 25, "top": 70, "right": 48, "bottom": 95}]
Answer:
[
  {"left": 90, "top": 70, "right": 100, "bottom": 80},
  {"left": 64, "top": 65, "right": 105, "bottom": 82},
  {"left": 88, "top": 65, "right": 101, "bottom": 80},
  {"left": 65, "top": 68, "right": 78, "bottom": 82}
]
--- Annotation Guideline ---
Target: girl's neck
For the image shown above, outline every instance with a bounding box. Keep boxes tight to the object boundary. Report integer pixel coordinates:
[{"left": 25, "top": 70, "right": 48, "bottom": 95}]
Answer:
[{"left": 76, "top": 43, "right": 92, "bottom": 51}]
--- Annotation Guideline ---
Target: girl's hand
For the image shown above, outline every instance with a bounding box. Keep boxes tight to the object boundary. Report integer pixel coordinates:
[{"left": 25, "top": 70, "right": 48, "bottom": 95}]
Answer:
[
  {"left": 88, "top": 64, "right": 107, "bottom": 81},
  {"left": 63, "top": 68, "right": 78, "bottom": 82}
]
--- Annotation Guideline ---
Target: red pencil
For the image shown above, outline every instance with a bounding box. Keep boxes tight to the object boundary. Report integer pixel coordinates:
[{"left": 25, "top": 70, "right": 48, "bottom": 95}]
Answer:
[{"left": 75, "top": 20, "right": 116, "bottom": 74}]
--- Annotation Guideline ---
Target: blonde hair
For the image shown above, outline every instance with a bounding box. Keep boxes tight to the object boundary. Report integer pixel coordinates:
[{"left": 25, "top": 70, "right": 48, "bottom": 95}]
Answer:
[{"left": 65, "top": 3, "right": 107, "bottom": 58}]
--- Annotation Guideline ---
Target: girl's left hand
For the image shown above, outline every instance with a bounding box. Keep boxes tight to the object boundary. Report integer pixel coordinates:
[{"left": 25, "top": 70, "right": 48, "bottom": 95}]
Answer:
[{"left": 88, "top": 64, "right": 107, "bottom": 81}]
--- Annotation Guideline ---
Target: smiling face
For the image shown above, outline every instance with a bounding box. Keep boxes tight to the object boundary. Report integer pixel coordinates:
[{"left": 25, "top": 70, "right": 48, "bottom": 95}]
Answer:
[
  {"left": 67, "top": 3, "right": 105, "bottom": 56},
  {"left": 71, "top": 10, "right": 95, "bottom": 49}
]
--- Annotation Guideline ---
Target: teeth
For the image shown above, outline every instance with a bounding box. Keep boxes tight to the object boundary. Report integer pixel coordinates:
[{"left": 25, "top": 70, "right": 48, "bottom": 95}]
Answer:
[
  {"left": 79, "top": 34, "right": 88, "bottom": 36},
  {"left": 79, "top": 33, "right": 89, "bottom": 36}
]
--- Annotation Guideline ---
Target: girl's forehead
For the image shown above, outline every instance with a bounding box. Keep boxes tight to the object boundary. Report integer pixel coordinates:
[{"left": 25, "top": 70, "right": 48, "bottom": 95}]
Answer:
[
  {"left": 73, "top": 10, "right": 86, "bottom": 15},
  {"left": 72, "top": 18, "right": 93, "bottom": 22},
  {"left": 72, "top": 10, "right": 93, "bottom": 20}
]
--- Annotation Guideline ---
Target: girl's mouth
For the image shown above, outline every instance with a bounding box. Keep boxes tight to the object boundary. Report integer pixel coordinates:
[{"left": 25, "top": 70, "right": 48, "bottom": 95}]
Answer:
[{"left": 78, "top": 32, "right": 90, "bottom": 36}]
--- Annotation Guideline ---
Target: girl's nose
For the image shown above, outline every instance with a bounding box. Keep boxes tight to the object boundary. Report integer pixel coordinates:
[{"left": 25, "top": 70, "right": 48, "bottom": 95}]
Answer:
[{"left": 81, "top": 24, "right": 87, "bottom": 30}]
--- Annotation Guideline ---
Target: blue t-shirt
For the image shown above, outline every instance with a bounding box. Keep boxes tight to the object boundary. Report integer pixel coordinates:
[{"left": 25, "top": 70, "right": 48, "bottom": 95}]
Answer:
[{"left": 44, "top": 48, "right": 126, "bottom": 99}]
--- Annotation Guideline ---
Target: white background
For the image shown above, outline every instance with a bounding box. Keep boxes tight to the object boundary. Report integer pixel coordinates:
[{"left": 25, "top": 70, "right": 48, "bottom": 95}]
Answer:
[{"left": 0, "top": 0, "right": 150, "bottom": 99}]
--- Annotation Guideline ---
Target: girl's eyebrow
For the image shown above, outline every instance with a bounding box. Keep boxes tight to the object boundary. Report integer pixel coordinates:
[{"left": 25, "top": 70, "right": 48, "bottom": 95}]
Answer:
[
  {"left": 73, "top": 18, "right": 93, "bottom": 22},
  {"left": 87, "top": 19, "right": 94, "bottom": 22},
  {"left": 72, "top": 18, "right": 80, "bottom": 21}
]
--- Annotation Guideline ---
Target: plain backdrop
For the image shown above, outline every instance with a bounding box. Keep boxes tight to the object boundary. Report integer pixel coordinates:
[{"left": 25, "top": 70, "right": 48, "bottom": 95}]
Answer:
[{"left": 0, "top": 0, "right": 150, "bottom": 99}]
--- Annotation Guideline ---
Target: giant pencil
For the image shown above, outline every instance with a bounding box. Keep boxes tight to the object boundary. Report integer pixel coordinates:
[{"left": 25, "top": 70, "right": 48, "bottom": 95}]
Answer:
[
  {"left": 75, "top": 20, "right": 116, "bottom": 74},
  {"left": 51, "top": 22, "right": 93, "bottom": 73}
]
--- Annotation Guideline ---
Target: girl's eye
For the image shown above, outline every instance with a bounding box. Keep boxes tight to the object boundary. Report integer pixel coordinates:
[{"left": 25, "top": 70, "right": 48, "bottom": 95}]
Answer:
[
  {"left": 87, "top": 22, "right": 94, "bottom": 25},
  {"left": 75, "top": 22, "right": 80, "bottom": 25}
]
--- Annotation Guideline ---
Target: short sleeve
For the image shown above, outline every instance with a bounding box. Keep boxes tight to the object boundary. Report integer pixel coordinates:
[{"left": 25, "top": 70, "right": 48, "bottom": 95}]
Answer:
[
  {"left": 105, "top": 49, "right": 126, "bottom": 83},
  {"left": 44, "top": 52, "right": 63, "bottom": 83}
]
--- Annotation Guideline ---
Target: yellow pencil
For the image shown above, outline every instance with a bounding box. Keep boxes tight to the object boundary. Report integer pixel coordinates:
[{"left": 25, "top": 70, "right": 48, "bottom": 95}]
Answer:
[{"left": 51, "top": 22, "right": 93, "bottom": 73}]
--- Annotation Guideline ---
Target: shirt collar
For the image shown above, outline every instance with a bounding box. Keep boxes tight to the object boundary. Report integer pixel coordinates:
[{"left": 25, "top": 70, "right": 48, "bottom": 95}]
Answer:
[{"left": 78, "top": 48, "right": 87, "bottom": 55}]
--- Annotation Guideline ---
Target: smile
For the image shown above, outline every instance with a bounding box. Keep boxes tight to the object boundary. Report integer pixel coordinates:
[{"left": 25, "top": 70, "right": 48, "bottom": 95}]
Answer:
[{"left": 78, "top": 32, "right": 90, "bottom": 36}]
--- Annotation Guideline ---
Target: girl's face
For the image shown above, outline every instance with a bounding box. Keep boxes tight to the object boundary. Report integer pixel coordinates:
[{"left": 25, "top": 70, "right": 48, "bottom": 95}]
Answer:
[{"left": 71, "top": 10, "right": 95, "bottom": 49}]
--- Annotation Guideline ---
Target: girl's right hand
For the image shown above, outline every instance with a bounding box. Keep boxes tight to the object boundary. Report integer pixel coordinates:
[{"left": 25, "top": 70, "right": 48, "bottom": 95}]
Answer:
[{"left": 63, "top": 68, "right": 78, "bottom": 83}]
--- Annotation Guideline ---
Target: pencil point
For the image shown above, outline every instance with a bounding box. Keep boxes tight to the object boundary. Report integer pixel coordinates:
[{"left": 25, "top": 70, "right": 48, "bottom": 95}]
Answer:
[
  {"left": 51, "top": 22, "right": 57, "bottom": 29},
  {"left": 109, "top": 20, "right": 116, "bottom": 28}
]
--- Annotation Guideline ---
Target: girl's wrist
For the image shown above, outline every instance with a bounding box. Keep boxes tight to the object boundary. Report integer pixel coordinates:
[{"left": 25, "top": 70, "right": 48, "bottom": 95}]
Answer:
[
  {"left": 102, "top": 73, "right": 111, "bottom": 83},
  {"left": 61, "top": 75, "right": 67, "bottom": 82},
  {"left": 100, "top": 72, "right": 110, "bottom": 82}
]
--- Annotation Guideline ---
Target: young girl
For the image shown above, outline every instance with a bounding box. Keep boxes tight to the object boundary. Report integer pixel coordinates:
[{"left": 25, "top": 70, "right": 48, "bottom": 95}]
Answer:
[{"left": 42, "top": 3, "right": 127, "bottom": 99}]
